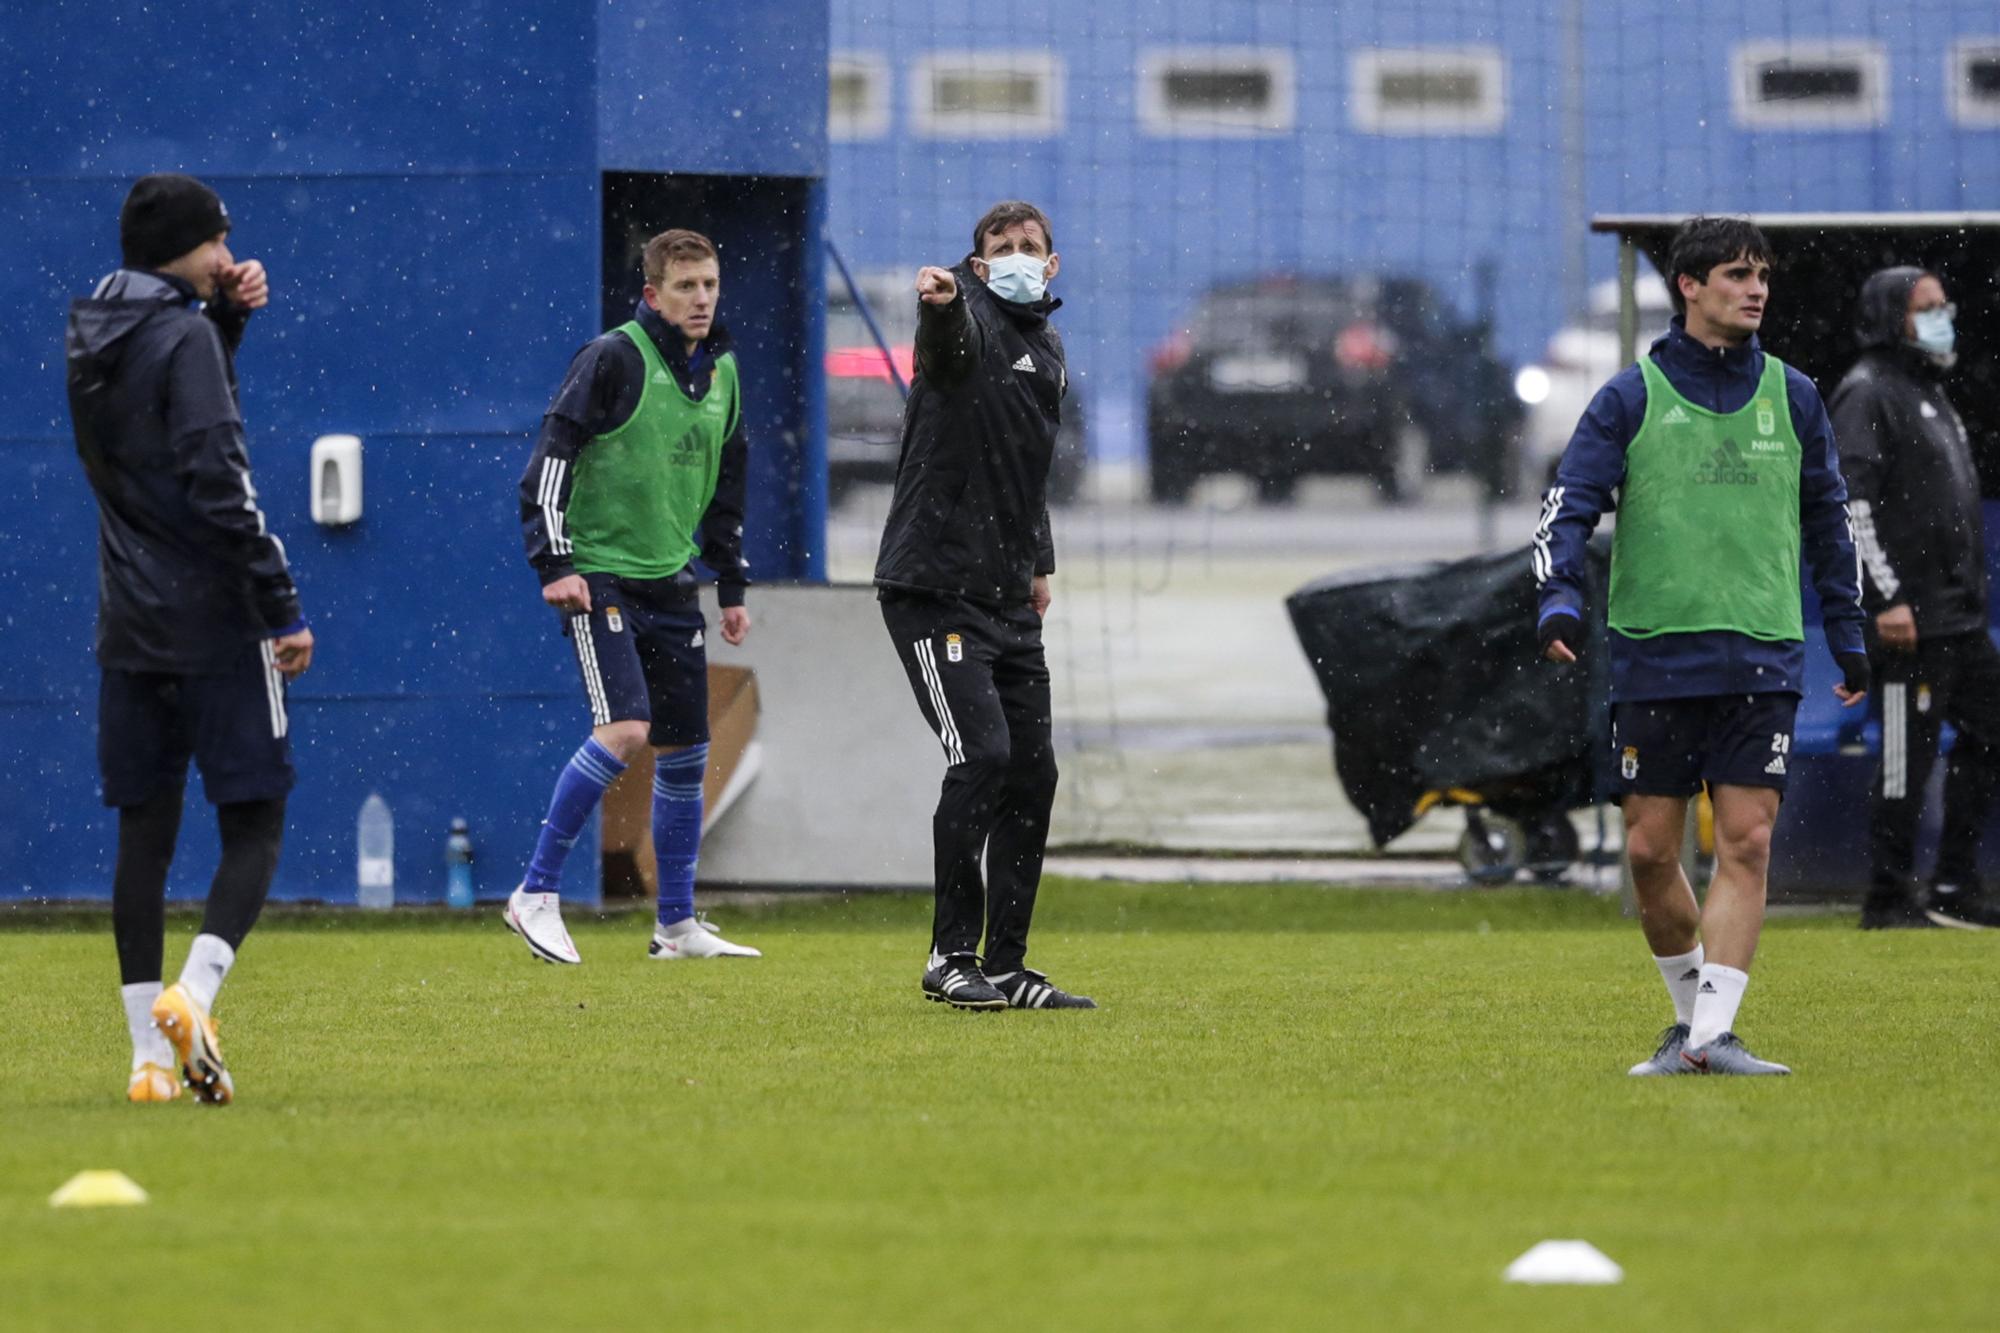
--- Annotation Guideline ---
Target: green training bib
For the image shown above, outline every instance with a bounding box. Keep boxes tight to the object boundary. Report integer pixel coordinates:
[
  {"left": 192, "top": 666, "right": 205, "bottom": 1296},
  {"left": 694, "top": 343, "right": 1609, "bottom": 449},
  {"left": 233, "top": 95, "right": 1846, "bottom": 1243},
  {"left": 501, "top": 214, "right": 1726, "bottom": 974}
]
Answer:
[
  {"left": 1608, "top": 353, "right": 1804, "bottom": 642},
  {"left": 567, "top": 322, "right": 739, "bottom": 580}
]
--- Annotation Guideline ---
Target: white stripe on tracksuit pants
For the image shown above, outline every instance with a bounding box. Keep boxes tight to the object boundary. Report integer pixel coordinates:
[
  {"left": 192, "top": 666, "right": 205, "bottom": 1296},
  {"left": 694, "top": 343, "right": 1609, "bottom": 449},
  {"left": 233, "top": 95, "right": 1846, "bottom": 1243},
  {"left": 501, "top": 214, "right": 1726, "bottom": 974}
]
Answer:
[{"left": 880, "top": 593, "right": 1059, "bottom": 973}]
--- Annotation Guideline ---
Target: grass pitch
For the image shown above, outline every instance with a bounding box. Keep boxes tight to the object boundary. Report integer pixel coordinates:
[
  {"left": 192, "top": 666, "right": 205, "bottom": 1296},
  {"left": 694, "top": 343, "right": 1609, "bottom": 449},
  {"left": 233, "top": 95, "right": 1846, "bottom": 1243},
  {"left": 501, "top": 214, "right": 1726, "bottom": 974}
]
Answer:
[{"left": 3, "top": 883, "right": 1995, "bottom": 1332}]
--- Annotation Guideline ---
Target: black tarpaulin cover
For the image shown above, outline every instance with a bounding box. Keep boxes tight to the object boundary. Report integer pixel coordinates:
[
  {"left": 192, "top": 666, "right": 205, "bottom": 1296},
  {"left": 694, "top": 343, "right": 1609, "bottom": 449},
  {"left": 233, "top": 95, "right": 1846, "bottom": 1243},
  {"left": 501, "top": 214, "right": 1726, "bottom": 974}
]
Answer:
[{"left": 1286, "top": 544, "right": 1611, "bottom": 846}]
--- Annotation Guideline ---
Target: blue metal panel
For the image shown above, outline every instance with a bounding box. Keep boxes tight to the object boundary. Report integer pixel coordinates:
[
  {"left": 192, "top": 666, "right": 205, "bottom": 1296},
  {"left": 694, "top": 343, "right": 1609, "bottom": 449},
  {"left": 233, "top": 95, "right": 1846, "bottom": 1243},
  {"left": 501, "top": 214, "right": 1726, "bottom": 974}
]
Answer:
[
  {"left": 1, "top": 2, "right": 596, "bottom": 179},
  {"left": 0, "top": 430, "right": 601, "bottom": 905},
  {"left": 597, "top": 0, "right": 828, "bottom": 178},
  {"left": 3, "top": 1, "right": 827, "bottom": 902},
  {"left": 1, "top": 695, "right": 601, "bottom": 907}
]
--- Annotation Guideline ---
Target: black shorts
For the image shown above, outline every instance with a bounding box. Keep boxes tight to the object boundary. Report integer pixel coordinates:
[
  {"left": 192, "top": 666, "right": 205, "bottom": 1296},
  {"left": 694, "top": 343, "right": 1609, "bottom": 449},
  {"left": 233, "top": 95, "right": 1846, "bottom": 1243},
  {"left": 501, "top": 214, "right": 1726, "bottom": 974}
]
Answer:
[
  {"left": 562, "top": 572, "right": 708, "bottom": 747},
  {"left": 99, "top": 640, "right": 295, "bottom": 808},
  {"left": 1611, "top": 692, "right": 1799, "bottom": 800}
]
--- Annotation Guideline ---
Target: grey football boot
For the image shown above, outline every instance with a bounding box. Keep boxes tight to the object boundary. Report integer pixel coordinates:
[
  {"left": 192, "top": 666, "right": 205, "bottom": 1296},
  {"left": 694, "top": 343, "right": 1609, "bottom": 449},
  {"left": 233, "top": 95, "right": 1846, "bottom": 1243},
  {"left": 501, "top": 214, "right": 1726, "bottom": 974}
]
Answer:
[
  {"left": 1627, "top": 1023, "right": 1692, "bottom": 1076},
  {"left": 1680, "top": 1032, "right": 1790, "bottom": 1076}
]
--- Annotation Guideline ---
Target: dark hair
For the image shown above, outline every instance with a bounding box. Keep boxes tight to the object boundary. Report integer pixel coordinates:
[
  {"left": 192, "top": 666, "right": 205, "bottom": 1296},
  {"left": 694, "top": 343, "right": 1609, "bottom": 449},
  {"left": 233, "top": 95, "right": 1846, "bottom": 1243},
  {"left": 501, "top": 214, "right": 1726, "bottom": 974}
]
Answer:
[
  {"left": 971, "top": 201, "right": 1054, "bottom": 258},
  {"left": 1666, "top": 216, "right": 1773, "bottom": 315},
  {"left": 642, "top": 229, "right": 719, "bottom": 285}
]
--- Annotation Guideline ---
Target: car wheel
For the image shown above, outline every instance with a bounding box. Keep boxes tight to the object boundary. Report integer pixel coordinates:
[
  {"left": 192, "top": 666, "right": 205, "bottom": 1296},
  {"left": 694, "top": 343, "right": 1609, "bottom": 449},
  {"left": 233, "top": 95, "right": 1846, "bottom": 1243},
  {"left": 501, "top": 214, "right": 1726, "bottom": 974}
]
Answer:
[
  {"left": 1373, "top": 421, "right": 1428, "bottom": 504},
  {"left": 826, "top": 471, "right": 856, "bottom": 511},
  {"left": 1150, "top": 458, "right": 1195, "bottom": 505},
  {"left": 1254, "top": 471, "right": 1296, "bottom": 505},
  {"left": 1048, "top": 423, "right": 1086, "bottom": 505},
  {"left": 1147, "top": 419, "right": 1196, "bottom": 504}
]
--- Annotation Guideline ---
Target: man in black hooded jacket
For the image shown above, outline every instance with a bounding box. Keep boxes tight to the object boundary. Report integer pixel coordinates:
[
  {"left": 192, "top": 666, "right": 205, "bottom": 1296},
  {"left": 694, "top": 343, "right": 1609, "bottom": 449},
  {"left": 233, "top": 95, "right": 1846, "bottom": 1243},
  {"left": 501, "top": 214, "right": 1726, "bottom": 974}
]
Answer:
[
  {"left": 875, "top": 200, "right": 1093, "bottom": 1011},
  {"left": 1832, "top": 266, "right": 2000, "bottom": 930},
  {"left": 65, "top": 173, "right": 313, "bottom": 1104}
]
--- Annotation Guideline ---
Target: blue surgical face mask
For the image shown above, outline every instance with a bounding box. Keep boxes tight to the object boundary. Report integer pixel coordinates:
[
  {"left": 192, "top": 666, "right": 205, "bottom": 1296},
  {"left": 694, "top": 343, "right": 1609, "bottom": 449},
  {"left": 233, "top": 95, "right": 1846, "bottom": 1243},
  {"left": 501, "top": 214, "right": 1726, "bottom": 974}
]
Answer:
[
  {"left": 982, "top": 252, "right": 1048, "bottom": 305},
  {"left": 1911, "top": 307, "right": 1956, "bottom": 358}
]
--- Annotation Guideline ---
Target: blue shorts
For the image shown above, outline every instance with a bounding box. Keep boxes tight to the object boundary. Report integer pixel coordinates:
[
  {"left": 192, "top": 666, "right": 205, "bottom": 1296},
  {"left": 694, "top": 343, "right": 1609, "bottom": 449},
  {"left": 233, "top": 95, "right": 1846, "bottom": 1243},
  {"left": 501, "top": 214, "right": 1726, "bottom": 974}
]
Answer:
[
  {"left": 1611, "top": 692, "right": 1799, "bottom": 800},
  {"left": 562, "top": 572, "right": 709, "bottom": 747},
  {"left": 99, "top": 640, "right": 295, "bottom": 807}
]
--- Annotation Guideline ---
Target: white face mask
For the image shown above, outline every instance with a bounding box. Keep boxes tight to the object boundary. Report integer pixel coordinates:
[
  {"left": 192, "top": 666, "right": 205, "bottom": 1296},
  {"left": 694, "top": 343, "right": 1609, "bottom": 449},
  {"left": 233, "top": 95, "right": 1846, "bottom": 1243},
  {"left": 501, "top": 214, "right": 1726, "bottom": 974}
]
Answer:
[
  {"left": 982, "top": 253, "right": 1048, "bottom": 305},
  {"left": 1911, "top": 307, "right": 1956, "bottom": 358}
]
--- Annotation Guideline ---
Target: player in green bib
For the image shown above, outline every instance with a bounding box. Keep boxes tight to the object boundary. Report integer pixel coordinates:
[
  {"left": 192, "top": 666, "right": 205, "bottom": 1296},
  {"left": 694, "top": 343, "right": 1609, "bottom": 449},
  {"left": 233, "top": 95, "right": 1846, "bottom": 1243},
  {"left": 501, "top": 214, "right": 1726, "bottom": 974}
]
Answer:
[
  {"left": 1533, "top": 217, "right": 1869, "bottom": 1076},
  {"left": 507, "top": 228, "right": 760, "bottom": 965}
]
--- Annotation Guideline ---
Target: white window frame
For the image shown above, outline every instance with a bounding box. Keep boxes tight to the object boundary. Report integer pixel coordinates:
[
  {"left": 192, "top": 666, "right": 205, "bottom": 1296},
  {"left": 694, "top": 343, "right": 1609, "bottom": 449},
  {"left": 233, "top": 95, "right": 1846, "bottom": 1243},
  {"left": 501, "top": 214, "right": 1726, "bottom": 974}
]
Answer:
[
  {"left": 1138, "top": 46, "right": 1296, "bottom": 137},
  {"left": 1731, "top": 40, "right": 1888, "bottom": 130},
  {"left": 911, "top": 51, "right": 1064, "bottom": 139},
  {"left": 828, "top": 52, "right": 891, "bottom": 141},
  {"left": 1949, "top": 39, "right": 2000, "bottom": 128},
  {"left": 1350, "top": 47, "right": 1505, "bottom": 136}
]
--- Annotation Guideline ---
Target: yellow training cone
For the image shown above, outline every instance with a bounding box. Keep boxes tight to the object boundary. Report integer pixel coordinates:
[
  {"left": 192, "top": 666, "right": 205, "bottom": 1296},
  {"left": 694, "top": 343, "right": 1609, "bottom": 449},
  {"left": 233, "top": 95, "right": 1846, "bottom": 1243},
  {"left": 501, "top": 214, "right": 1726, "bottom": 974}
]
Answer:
[{"left": 49, "top": 1170, "right": 149, "bottom": 1208}]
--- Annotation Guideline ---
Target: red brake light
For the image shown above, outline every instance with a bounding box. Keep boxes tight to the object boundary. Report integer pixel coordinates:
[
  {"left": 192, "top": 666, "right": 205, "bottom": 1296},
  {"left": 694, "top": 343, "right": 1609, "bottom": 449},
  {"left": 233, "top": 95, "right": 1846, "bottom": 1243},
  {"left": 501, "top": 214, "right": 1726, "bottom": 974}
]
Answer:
[
  {"left": 1334, "top": 321, "right": 1393, "bottom": 371},
  {"left": 1149, "top": 331, "right": 1192, "bottom": 375},
  {"left": 825, "top": 346, "right": 916, "bottom": 384}
]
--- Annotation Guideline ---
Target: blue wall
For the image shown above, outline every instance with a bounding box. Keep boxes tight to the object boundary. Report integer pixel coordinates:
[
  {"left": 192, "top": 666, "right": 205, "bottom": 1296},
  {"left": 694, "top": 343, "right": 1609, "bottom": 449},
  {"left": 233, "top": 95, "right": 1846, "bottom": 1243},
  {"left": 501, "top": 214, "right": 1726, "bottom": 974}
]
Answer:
[
  {"left": 0, "top": 1, "right": 827, "bottom": 904},
  {"left": 826, "top": 0, "right": 2000, "bottom": 462}
]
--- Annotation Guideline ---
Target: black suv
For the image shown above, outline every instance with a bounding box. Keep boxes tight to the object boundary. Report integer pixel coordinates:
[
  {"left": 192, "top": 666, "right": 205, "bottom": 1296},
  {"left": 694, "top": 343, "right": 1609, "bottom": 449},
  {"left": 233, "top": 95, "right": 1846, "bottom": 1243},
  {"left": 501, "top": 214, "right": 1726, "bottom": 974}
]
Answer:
[
  {"left": 827, "top": 276, "right": 1086, "bottom": 507},
  {"left": 1144, "top": 274, "right": 1517, "bottom": 502}
]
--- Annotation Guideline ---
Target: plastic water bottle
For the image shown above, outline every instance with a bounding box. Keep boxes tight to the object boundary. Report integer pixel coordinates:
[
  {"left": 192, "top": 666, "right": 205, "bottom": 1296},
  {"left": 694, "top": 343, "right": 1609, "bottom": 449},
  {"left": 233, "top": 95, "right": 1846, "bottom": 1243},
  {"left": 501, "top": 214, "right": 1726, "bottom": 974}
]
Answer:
[
  {"left": 445, "top": 818, "right": 475, "bottom": 910},
  {"left": 357, "top": 793, "right": 395, "bottom": 909}
]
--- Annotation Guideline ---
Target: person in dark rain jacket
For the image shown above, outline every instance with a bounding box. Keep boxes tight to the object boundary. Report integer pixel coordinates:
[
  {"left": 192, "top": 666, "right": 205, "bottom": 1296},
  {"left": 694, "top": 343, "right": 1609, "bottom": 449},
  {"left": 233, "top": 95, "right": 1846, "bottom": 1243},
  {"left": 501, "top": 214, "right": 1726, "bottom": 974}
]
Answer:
[
  {"left": 66, "top": 172, "right": 314, "bottom": 1106},
  {"left": 1533, "top": 216, "right": 1867, "bottom": 1076},
  {"left": 505, "top": 227, "right": 760, "bottom": 966},
  {"left": 875, "top": 200, "right": 1092, "bottom": 1013},
  {"left": 1832, "top": 266, "right": 2000, "bottom": 930}
]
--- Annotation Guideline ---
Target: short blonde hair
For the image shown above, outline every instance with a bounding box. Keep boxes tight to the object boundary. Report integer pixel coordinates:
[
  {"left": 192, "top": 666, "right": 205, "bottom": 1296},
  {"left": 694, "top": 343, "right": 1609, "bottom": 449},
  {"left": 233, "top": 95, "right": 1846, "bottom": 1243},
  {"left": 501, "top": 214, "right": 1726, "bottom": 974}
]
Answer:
[{"left": 642, "top": 229, "right": 719, "bottom": 284}]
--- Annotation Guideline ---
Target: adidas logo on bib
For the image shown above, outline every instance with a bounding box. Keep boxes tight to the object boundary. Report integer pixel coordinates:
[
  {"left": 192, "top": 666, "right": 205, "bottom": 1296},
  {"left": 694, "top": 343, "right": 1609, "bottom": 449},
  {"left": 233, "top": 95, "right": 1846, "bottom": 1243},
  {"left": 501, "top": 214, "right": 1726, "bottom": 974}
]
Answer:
[
  {"left": 1660, "top": 404, "right": 1692, "bottom": 426},
  {"left": 1013, "top": 353, "right": 1035, "bottom": 372}
]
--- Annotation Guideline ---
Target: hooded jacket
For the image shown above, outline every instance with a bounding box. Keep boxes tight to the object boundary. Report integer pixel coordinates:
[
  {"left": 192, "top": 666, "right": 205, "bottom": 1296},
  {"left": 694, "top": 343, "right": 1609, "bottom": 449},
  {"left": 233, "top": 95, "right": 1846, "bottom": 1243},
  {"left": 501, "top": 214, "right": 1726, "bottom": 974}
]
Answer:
[
  {"left": 1534, "top": 320, "right": 1865, "bottom": 702},
  {"left": 65, "top": 270, "right": 302, "bottom": 673},
  {"left": 874, "top": 258, "right": 1061, "bottom": 607},
  {"left": 1829, "top": 267, "right": 1987, "bottom": 638},
  {"left": 518, "top": 299, "right": 749, "bottom": 606}
]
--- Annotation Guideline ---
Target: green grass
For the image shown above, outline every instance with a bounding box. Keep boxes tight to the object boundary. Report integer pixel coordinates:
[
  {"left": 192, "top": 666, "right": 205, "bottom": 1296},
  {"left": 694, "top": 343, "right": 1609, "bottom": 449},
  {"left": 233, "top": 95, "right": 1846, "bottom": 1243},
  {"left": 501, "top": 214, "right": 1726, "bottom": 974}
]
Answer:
[{"left": 3, "top": 884, "right": 1995, "bottom": 1331}]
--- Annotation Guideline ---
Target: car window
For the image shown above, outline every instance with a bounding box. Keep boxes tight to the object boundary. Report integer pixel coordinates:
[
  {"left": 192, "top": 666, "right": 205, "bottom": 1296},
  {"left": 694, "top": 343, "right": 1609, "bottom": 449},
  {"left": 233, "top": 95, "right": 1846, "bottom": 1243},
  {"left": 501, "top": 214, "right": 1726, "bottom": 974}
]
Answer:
[
  {"left": 827, "top": 287, "right": 918, "bottom": 348},
  {"left": 1192, "top": 285, "right": 1356, "bottom": 347}
]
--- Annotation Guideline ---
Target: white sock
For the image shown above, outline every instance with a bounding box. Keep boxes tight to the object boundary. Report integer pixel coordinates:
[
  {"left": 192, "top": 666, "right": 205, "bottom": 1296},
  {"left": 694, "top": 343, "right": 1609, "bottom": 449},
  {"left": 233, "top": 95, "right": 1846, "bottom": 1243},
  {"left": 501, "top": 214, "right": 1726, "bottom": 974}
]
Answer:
[
  {"left": 660, "top": 915, "right": 702, "bottom": 940},
  {"left": 1652, "top": 945, "right": 1705, "bottom": 1027},
  {"left": 1688, "top": 963, "right": 1749, "bottom": 1050},
  {"left": 179, "top": 934, "right": 236, "bottom": 1013},
  {"left": 122, "top": 981, "right": 171, "bottom": 1069}
]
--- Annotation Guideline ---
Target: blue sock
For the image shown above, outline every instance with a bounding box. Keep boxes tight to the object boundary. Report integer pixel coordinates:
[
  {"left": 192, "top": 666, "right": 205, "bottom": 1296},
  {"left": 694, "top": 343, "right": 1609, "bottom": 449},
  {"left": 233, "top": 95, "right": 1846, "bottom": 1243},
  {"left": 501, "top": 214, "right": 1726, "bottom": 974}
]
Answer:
[
  {"left": 652, "top": 743, "right": 708, "bottom": 927},
  {"left": 523, "top": 739, "right": 626, "bottom": 893}
]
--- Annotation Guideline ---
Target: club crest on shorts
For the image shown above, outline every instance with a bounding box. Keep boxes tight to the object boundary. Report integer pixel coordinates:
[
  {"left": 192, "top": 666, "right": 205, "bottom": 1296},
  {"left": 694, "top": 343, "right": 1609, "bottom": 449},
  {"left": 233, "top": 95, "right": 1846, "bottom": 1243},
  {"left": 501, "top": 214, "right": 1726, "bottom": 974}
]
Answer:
[
  {"left": 945, "top": 633, "right": 963, "bottom": 663},
  {"left": 1621, "top": 746, "right": 1639, "bottom": 781},
  {"left": 605, "top": 606, "right": 624, "bottom": 633},
  {"left": 1917, "top": 684, "right": 1932, "bottom": 713}
]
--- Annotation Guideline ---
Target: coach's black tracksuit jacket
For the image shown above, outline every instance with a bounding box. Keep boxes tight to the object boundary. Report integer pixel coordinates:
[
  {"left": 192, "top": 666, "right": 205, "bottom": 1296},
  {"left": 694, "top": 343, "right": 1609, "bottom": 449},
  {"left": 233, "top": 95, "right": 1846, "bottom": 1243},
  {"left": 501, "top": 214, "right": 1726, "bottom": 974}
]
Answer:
[
  {"left": 1830, "top": 271, "right": 1989, "bottom": 638},
  {"left": 874, "top": 259, "right": 1063, "bottom": 605},
  {"left": 65, "top": 269, "right": 303, "bottom": 673}
]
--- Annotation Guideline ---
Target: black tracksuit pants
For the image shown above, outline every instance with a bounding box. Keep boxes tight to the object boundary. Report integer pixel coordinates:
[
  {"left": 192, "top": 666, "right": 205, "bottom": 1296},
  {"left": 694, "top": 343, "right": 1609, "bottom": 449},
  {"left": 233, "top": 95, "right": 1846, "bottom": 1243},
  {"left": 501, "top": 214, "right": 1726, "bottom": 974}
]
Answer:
[
  {"left": 1868, "top": 629, "right": 2000, "bottom": 903},
  {"left": 881, "top": 590, "right": 1058, "bottom": 973}
]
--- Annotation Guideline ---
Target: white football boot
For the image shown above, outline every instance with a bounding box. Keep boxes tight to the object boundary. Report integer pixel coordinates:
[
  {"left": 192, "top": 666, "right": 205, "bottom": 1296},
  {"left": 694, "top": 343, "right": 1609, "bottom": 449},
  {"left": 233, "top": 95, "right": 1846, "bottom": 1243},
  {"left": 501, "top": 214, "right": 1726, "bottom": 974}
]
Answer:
[
  {"left": 647, "top": 915, "right": 760, "bottom": 959},
  {"left": 505, "top": 885, "right": 581, "bottom": 965}
]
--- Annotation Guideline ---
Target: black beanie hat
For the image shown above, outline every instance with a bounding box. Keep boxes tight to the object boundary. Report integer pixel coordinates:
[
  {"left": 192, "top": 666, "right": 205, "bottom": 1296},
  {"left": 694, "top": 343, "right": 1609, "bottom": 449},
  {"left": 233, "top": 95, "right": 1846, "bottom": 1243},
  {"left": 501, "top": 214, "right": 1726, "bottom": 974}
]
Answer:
[{"left": 119, "top": 173, "right": 231, "bottom": 269}]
